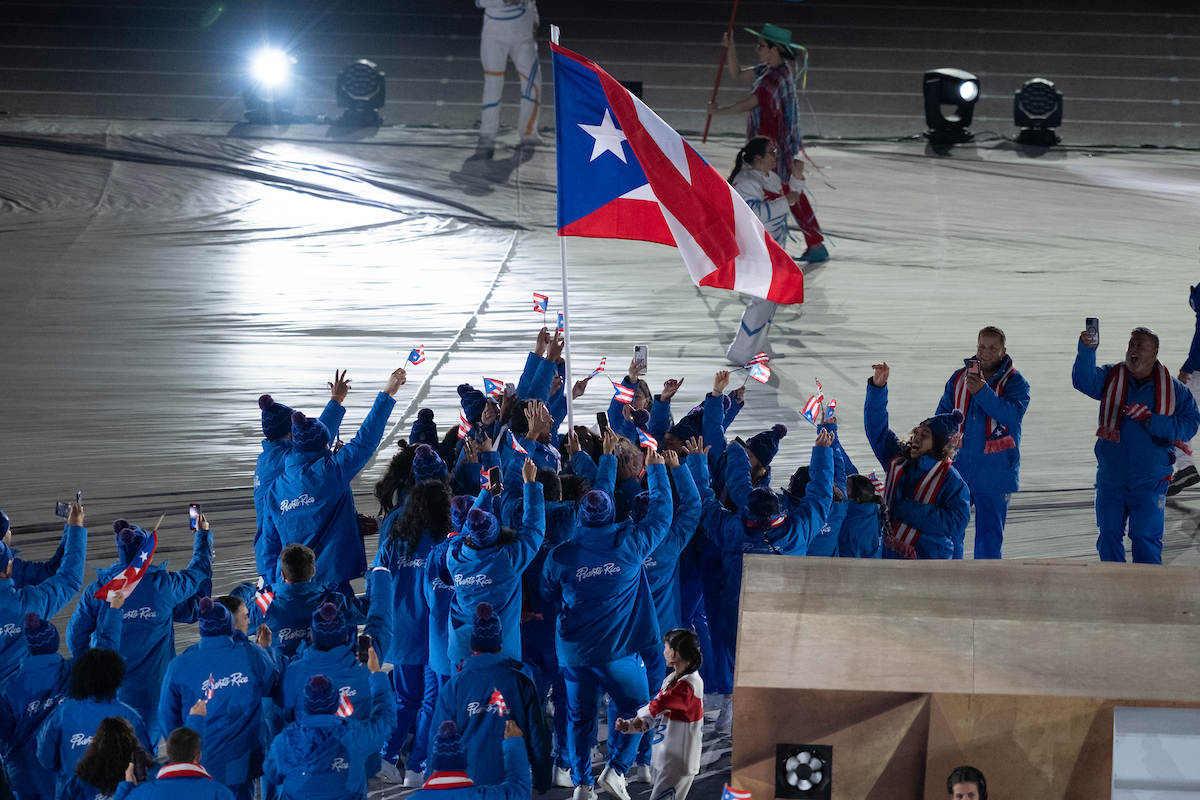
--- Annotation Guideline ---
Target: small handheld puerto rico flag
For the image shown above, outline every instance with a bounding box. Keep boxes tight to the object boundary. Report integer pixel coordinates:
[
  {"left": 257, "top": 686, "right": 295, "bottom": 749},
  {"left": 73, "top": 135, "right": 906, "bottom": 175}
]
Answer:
[
  {"left": 94, "top": 528, "right": 157, "bottom": 602},
  {"left": 254, "top": 587, "right": 275, "bottom": 614},
  {"left": 637, "top": 429, "right": 658, "bottom": 450},
  {"left": 407, "top": 345, "right": 425, "bottom": 366},
  {"left": 533, "top": 293, "right": 549, "bottom": 314},
  {"left": 748, "top": 352, "right": 769, "bottom": 366},
  {"left": 203, "top": 674, "right": 215, "bottom": 702},
  {"left": 482, "top": 377, "right": 505, "bottom": 397},
  {"left": 458, "top": 411, "right": 473, "bottom": 440},
  {"left": 480, "top": 468, "right": 490, "bottom": 488},
  {"left": 336, "top": 688, "right": 355, "bottom": 718},
  {"left": 722, "top": 786, "right": 752, "bottom": 800},
  {"left": 612, "top": 380, "right": 635, "bottom": 405},
  {"left": 827, "top": 397, "right": 837, "bottom": 416},
  {"left": 557, "top": 312, "right": 565, "bottom": 333},
  {"left": 589, "top": 357, "right": 607, "bottom": 378},
  {"left": 509, "top": 431, "right": 529, "bottom": 455},
  {"left": 487, "top": 688, "right": 509, "bottom": 717},
  {"left": 801, "top": 379, "right": 826, "bottom": 425},
  {"left": 748, "top": 363, "right": 771, "bottom": 384},
  {"left": 868, "top": 471, "right": 885, "bottom": 493}
]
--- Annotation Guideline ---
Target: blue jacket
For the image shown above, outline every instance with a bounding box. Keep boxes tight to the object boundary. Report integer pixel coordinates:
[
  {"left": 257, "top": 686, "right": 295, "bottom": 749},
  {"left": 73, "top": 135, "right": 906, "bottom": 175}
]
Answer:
[
  {"left": 425, "top": 538, "right": 457, "bottom": 677},
  {"left": 0, "top": 600, "right": 120, "bottom": 797},
  {"left": 255, "top": 400, "right": 347, "bottom": 576},
  {"left": 1184, "top": 292, "right": 1200, "bottom": 374},
  {"left": 807, "top": 422, "right": 849, "bottom": 557},
  {"left": 37, "top": 697, "right": 152, "bottom": 793},
  {"left": 68, "top": 528, "right": 212, "bottom": 712},
  {"left": 447, "top": 482, "right": 545, "bottom": 665},
  {"left": 935, "top": 354, "right": 1031, "bottom": 495},
  {"left": 839, "top": 501, "right": 883, "bottom": 558},
  {"left": 432, "top": 651, "right": 552, "bottom": 792},
  {"left": 264, "top": 391, "right": 397, "bottom": 585},
  {"left": 278, "top": 642, "right": 375, "bottom": 726},
  {"left": 1072, "top": 343, "right": 1200, "bottom": 492},
  {"left": 864, "top": 382, "right": 971, "bottom": 559},
  {"left": 374, "top": 520, "right": 446, "bottom": 666},
  {"left": 60, "top": 775, "right": 120, "bottom": 800},
  {"left": 410, "top": 737, "right": 531, "bottom": 800},
  {"left": 264, "top": 671, "right": 396, "bottom": 800},
  {"left": 115, "top": 770, "right": 237, "bottom": 800},
  {"left": 698, "top": 446, "right": 831, "bottom": 641},
  {"left": 642, "top": 464, "right": 701, "bottom": 636},
  {"left": 541, "top": 463, "right": 672, "bottom": 668},
  {"left": 0, "top": 523, "right": 86, "bottom": 683},
  {"left": 158, "top": 635, "right": 279, "bottom": 786},
  {"left": 10, "top": 532, "right": 67, "bottom": 588}
]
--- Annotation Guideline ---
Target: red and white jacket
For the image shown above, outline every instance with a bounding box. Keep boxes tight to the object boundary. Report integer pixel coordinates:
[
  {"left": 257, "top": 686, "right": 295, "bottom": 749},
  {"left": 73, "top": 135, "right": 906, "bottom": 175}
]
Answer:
[{"left": 636, "top": 672, "right": 704, "bottom": 777}]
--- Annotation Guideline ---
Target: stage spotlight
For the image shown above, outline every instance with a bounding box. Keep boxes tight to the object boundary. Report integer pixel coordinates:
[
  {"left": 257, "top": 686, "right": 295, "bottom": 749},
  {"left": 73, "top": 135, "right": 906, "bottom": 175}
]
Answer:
[
  {"left": 1014, "top": 78, "right": 1063, "bottom": 146},
  {"left": 336, "top": 60, "right": 386, "bottom": 125},
  {"left": 244, "top": 48, "right": 297, "bottom": 124},
  {"left": 923, "top": 68, "right": 979, "bottom": 145}
]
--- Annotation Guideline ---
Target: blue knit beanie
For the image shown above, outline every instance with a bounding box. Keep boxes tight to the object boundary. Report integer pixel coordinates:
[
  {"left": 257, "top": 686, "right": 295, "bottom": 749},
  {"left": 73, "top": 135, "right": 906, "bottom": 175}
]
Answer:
[
  {"left": 304, "top": 674, "right": 338, "bottom": 715},
  {"left": 458, "top": 384, "right": 487, "bottom": 424},
  {"left": 258, "top": 394, "right": 294, "bottom": 441},
  {"left": 666, "top": 410, "right": 703, "bottom": 444},
  {"left": 470, "top": 602, "right": 504, "bottom": 653},
  {"left": 0, "top": 541, "right": 10, "bottom": 574},
  {"left": 580, "top": 490, "right": 615, "bottom": 527},
  {"left": 747, "top": 424, "right": 788, "bottom": 467},
  {"left": 410, "top": 408, "right": 439, "bottom": 448},
  {"left": 290, "top": 410, "right": 331, "bottom": 454},
  {"left": 450, "top": 496, "right": 474, "bottom": 532},
  {"left": 112, "top": 520, "right": 150, "bottom": 566},
  {"left": 462, "top": 508, "right": 500, "bottom": 548},
  {"left": 428, "top": 721, "right": 468, "bottom": 773},
  {"left": 24, "top": 613, "right": 59, "bottom": 655},
  {"left": 630, "top": 491, "right": 650, "bottom": 523},
  {"left": 412, "top": 444, "right": 448, "bottom": 484},
  {"left": 920, "top": 409, "right": 965, "bottom": 450},
  {"left": 198, "top": 597, "right": 233, "bottom": 638},
  {"left": 311, "top": 602, "right": 349, "bottom": 649}
]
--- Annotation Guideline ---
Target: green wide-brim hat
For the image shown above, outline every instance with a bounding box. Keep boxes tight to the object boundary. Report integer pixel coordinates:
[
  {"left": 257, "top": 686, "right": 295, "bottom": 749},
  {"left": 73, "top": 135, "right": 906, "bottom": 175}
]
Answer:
[{"left": 744, "top": 23, "right": 801, "bottom": 53}]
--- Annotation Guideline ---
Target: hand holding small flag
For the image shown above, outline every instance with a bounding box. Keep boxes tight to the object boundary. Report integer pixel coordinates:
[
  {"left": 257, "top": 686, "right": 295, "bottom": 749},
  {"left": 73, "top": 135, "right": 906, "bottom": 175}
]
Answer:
[{"left": 408, "top": 346, "right": 425, "bottom": 366}]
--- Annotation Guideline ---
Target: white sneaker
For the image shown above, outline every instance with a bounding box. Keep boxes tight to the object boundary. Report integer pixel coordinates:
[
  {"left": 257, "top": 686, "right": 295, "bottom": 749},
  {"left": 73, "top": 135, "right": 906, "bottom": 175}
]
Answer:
[
  {"left": 635, "top": 764, "right": 653, "bottom": 784},
  {"left": 714, "top": 695, "right": 733, "bottom": 737},
  {"left": 597, "top": 765, "right": 631, "bottom": 800},
  {"left": 521, "top": 132, "right": 545, "bottom": 148},
  {"left": 591, "top": 744, "right": 607, "bottom": 766},
  {"left": 375, "top": 759, "right": 404, "bottom": 784},
  {"left": 555, "top": 767, "right": 575, "bottom": 788},
  {"left": 403, "top": 769, "right": 424, "bottom": 788},
  {"left": 573, "top": 785, "right": 597, "bottom": 800}
]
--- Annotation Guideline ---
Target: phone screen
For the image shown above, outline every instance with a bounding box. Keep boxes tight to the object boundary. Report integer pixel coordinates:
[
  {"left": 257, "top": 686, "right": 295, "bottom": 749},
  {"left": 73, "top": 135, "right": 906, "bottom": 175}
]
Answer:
[
  {"left": 358, "top": 634, "right": 372, "bottom": 664},
  {"left": 488, "top": 467, "right": 502, "bottom": 496},
  {"left": 54, "top": 502, "right": 70, "bottom": 518},
  {"left": 596, "top": 411, "right": 608, "bottom": 433},
  {"left": 633, "top": 345, "right": 648, "bottom": 370},
  {"left": 188, "top": 504, "right": 201, "bottom": 530},
  {"left": 967, "top": 359, "right": 980, "bottom": 375}
]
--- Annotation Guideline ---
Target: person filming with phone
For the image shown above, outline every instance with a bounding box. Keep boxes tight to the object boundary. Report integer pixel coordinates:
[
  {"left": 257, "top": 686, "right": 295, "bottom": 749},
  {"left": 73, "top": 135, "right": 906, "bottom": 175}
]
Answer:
[
  {"left": 1073, "top": 324, "right": 1200, "bottom": 563},
  {"left": 935, "top": 327, "right": 1031, "bottom": 559}
]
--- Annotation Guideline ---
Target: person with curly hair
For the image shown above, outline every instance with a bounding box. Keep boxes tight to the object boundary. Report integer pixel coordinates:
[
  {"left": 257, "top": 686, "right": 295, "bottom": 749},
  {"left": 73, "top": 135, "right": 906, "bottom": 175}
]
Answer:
[
  {"left": 864, "top": 362, "right": 971, "bottom": 560},
  {"left": 59, "top": 716, "right": 156, "bottom": 800}
]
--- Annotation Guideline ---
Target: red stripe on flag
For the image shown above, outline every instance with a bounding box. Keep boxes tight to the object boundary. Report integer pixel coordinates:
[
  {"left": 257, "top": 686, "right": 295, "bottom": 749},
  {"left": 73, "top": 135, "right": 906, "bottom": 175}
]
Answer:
[{"left": 560, "top": 198, "right": 675, "bottom": 247}]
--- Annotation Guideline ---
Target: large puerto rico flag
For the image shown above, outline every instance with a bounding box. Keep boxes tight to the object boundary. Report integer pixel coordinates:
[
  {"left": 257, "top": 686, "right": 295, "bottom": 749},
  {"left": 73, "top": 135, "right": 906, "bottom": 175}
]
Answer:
[{"left": 552, "top": 34, "right": 803, "bottom": 305}]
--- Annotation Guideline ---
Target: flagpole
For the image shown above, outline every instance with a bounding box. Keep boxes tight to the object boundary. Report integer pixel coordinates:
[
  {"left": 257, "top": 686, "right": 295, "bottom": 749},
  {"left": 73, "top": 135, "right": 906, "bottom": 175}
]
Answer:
[
  {"left": 560, "top": 235, "right": 574, "bottom": 432},
  {"left": 702, "top": 0, "right": 741, "bottom": 143}
]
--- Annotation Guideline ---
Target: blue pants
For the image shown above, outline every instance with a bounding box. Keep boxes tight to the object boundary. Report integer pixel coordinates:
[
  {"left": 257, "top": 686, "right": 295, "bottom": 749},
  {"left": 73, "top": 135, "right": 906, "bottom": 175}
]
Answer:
[
  {"left": 699, "top": 549, "right": 734, "bottom": 695},
  {"left": 970, "top": 492, "right": 1011, "bottom": 559},
  {"left": 678, "top": 546, "right": 716, "bottom": 693},
  {"left": 1096, "top": 485, "right": 1167, "bottom": 564},
  {"left": 383, "top": 664, "right": 427, "bottom": 763},
  {"left": 523, "top": 637, "right": 570, "bottom": 769},
  {"left": 606, "top": 643, "right": 667, "bottom": 767},
  {"left": 408, "top": 668, "right": 447, "bottom": 772},
  {"left": 563, "top": 657, "right": 649, "bottom": 785}
]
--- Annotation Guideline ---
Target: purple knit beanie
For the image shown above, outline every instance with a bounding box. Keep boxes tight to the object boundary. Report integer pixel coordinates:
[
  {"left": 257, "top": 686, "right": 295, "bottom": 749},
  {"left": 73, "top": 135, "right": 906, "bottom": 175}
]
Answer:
[
  {"left": 412, "top": 444, "right": 448, "bottom": 484},
  {"left": 290, "top": 411, "right": 331, "bottom": 454},
  {"left": 410, "top": 408, "right": 439, "bottom": 448},
  {"left": 746, "top": 424, "right": 788, "bottom": 467},
  {"left": 198, "top": 597, "right": 233, "bottom": 638},
  {"left": 469, "top": 602, "right": 503, "bottom": 653},
  {"left": 304, "top": 674, "right": 338, "bottom": 715},
  {"left": 462, "top": 508, "right": 500, "bottom": 548},
  {"left": 112, "top": 520, "right": 150, "bottom": 565},
  {"left": 450, "top": 496, "right": 475, "bottom": 532},
  {"left": 580, "top": 490, "right": 615, "bottom": 527},
  {"left": 311, "top": 602, "right": 349, "bottom": 649},
  {"left": 24, "top": 613, "right": 60, "bottom": 655},
  {"left": 258, "top": 394, "right": 294, "bottom": 441}
]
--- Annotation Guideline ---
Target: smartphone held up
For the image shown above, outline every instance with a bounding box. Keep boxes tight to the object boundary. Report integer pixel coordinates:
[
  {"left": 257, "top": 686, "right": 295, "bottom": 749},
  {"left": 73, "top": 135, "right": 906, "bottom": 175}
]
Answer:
[
  {"left": 55, "top": 491, "right": 81, "bottom": 518},
  {"left": 189, "top": 504, "right": 202, "bottom": 530}
]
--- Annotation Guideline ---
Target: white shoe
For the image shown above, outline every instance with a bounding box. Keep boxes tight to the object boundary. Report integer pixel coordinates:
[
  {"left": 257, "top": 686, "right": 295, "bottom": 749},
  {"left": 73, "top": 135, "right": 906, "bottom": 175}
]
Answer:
[
  {"left": 714, "top": 695, "right": 733, "bottom": 737},
  {"left": 521, "top": 132, "right": 545, "bottom": 148},
  {"left": 635, "top": 764, "right": 653, "bottom": 784},
  {"left": 375, "top": 759, "right": 404, "bottom": 784},
  {"left": 597, "top": 765, "right": 631, "bottom": 800},
  {"left": 555, "top": 767, "right": 575, "bottom": 788},
  {"left": 573, "top": 785, "right": 597, "bottom": 800},
  {"left": 591, "top": 744, "right": 607, "bottom": 766},
  {"left": 403, "top": 769, "right": 424, "bottom": 788}
]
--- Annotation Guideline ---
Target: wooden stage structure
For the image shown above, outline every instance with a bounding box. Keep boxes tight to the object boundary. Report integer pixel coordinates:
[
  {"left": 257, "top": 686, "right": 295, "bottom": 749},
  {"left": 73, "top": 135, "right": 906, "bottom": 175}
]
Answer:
[{"left": 730, "top": 556, "right": 1200, "bottom": 799}]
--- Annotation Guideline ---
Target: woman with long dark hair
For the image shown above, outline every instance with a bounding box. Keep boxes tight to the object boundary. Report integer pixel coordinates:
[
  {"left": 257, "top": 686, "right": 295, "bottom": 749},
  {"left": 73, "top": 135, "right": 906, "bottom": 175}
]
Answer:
[
  {"left": 374, "top": 477, "right": 453, "bottom": 785},
  {"left": 59, "top": 716, "right": 154, "bottom": 800}
]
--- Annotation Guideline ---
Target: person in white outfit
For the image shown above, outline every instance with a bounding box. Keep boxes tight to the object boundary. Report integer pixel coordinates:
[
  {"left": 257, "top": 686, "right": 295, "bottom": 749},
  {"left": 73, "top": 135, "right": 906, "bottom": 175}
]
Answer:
[
  {"left": 726, "top": 136, "right": 797, "bottom": 366},
  {"left": 615, "top": 629, "right": 704, "bottom": 800},
  {"left": 475, "top": 0, "right": 542, "bottom": 152}
]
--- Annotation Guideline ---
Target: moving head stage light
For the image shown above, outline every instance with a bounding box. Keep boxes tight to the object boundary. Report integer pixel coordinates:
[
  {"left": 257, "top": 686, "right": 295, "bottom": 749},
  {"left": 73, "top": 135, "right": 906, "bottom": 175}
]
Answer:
[
  {"left": 244, "top": 49, "right": 297, "bottom": 124},
  {"left": 336, "top": 60, "right": 386, "bottom": 125},
  {"left": 1014, "top": 78, "right": 1063, "bottom": 147},
  {"left": 924, "top": 68, "right": 979, "bottom": 145}
]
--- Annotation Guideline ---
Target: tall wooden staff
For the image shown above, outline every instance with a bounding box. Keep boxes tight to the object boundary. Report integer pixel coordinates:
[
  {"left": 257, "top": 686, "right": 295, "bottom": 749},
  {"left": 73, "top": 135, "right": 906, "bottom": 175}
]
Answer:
[{"left": 701, "top": 0, "right": 740, "bottom": 143}]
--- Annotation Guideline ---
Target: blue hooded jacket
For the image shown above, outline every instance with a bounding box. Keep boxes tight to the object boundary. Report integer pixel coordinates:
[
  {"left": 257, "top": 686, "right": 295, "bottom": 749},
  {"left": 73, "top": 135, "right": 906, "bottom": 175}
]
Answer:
[
  {"left": 255, "top": 400, "right": 347, "bottom": 576},
  {"left": 936, "top": 354, "right": 1031, "bottom": 495},
  {"left": 264, "top": 670, "right": 396, "bottom": 800},
  {"left": 541, "top": 463, "right": 672, "bottom": 668},
  {"left": 641, "top": 464, "right": 701, "bottom": 636},
  {"left": 0, "top": 598, "right": 121, "bottom": 798},
  {"left": 805, "top": 421, "right": 850, "bottom": 557},
  {"left": 158, "top": 634, "right": 279, "bottom": 787},
  {"left": 425, "top": 538, "right": 458, "bottom": 678},
  {"left": 230, "top": 578, "right": 363, "bottom": 660},
  {"left": 67, "top": 527, "right": 212, "bottom": 713},
  {"left": 374, "top": 517, "right": 447, "bottom": 666},
  {"left": 0, "top": 523, "right": 86, "bottom": 683},
  {"left": 839, "top": 500, "right": 883, "bottom": 558},
  {"left": 864, "top": 381, "right": 971, "bottom": 559},
  {"left": 410, "top": 736, "right": 531, "bottom": 800},
  {"left": 37, "top": 696, "right": 153, "bottom": 794},
  {"left": 432, "top": 651, "right": 552, "bottom": 792},
  {"left": 114, "top": 769, "right": 237, "bottom": 800},
  {"left": 10, "top": 530, "right": 67, "bottom": 588},
  {"left": 1072, "top": 342, "right": 1200, "bottom": 492},
  {"left": 264, "top": 391, "right": 397, "bottom": 585}
]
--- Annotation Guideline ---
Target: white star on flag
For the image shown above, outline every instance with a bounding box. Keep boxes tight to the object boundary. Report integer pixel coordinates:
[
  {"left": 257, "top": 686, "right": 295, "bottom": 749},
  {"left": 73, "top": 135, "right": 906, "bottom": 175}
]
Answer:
[{"left": 578, "top": 110, "right": 627, "bottom": 163}]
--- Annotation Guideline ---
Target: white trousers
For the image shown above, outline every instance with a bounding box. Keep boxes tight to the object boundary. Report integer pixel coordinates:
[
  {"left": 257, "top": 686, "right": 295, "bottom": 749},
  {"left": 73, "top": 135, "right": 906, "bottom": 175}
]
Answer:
[
  {"left": 649, "top": 770, "right": 694, "bottom": 800},
  {"left": 480, "top": 28, "right": 541, "bottom": 140},
  {"left": 726, "top": 297, "right": 777, "bottom": 366},
  {"left": 1177, "top": 371, "right": 1200, "bottom": 471}
]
